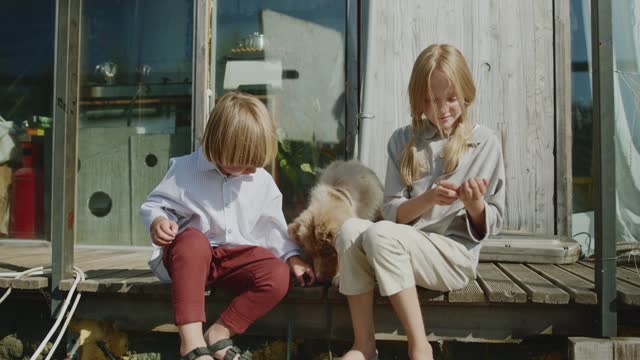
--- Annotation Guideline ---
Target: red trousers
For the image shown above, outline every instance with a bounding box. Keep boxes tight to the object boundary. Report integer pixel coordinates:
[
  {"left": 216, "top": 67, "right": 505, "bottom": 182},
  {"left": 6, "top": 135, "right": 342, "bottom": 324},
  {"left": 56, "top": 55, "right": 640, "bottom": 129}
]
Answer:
[{"left": 162, "top": 227, "right": 291, "bottom": 333}]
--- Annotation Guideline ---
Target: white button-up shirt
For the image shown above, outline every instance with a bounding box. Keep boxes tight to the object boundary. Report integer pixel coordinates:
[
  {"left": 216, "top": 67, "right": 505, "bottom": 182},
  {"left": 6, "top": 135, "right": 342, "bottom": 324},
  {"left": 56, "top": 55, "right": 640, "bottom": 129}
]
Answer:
[{"left": 140, "top": 147, "right": 300, "bottom": 282}]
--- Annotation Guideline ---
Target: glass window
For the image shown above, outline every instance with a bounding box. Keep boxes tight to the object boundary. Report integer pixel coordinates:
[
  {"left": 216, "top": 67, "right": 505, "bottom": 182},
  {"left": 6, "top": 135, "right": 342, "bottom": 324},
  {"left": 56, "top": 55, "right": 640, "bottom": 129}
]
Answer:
[
  {"left": 77, "top": 0, "right": 194, "bottom": 245},
  {"left": 0, "top": 1, "right": 55, "bottom": 240},
  {"left": 571, "top": 0, "right": 640, "bottom": 251},
  {"left": 571, "top": 0, "right": 594, "bottom": 214},
  {"left": 215, "top": 0, "right": 348, "bottom": 221},
  {"left": 612, "top": 0, "right": 640, "bottom": 244}
]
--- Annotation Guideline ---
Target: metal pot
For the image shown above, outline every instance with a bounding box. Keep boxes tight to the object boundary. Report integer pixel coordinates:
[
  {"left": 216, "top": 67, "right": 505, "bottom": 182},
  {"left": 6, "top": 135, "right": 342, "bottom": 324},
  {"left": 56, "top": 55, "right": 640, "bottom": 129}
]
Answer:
[
  {"left": 95, "top": 61, "right": 117, "bottom": 84},
  {"left": 245, "top": 32, "right": 265, "bottom": 50}
]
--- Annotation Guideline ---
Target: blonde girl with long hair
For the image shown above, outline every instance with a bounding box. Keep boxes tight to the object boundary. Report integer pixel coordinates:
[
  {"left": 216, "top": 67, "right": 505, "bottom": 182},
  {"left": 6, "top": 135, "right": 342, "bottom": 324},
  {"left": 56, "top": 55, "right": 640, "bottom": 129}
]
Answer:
[{"left": 336, "top": 44, "right": 506, "bottom": 360}]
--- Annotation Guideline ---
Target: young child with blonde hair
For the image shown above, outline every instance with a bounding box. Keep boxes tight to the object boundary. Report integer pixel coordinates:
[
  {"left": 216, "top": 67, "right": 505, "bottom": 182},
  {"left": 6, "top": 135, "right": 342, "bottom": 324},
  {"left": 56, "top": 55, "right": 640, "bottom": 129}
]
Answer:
[
  {"left": 141, "top": 92, "right": 315, "bottom": 360},
  {"left": 336, "top": 44, "right": 506, "bottom": 360}
]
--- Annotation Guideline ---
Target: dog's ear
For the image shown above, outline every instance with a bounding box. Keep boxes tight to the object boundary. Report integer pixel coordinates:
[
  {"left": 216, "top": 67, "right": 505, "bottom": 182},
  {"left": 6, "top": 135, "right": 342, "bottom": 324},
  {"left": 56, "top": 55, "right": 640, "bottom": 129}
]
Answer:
[
  {"left": 288, "top": 222, "right": 301, "bottom": 245},
  {"left": 288, "top": 211, "right": 314, "bottom": 247}
]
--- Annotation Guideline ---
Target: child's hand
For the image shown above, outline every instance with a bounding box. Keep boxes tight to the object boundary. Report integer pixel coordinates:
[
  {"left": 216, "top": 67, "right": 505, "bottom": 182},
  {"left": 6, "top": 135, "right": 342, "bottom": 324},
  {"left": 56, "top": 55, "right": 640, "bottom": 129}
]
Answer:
[
  {"left": 286, "top": 256, "right": 316, "bottom": 287},
  {"left": 424, "top": 180, "right": 459, "bottom": 206},
  {"left": 150, "top": 217, "right": 178, "bottom": 246},
  {"left": 458, "top": 177, "right": 488, "bottom": 214}
]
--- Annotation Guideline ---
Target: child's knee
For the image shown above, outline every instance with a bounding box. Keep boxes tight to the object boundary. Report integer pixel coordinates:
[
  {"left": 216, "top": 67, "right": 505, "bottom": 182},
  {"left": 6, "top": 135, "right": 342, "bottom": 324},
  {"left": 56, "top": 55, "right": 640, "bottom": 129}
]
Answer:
[
  {"left": 362, "top": 221, "right": 405, "bottom": 258},
  {"left": 171, "top": 228, "right": 210, "bottom": 255},
  {"left": 336, "top": 218, "right": 371, "bottom": 253},
  {"left": 264, "top": 260, "right": 291, "bottom": 300}
]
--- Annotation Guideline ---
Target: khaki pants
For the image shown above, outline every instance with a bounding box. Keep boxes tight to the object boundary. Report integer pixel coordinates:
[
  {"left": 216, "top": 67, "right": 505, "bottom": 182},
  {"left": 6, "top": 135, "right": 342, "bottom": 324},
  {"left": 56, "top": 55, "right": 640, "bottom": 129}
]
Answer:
[{"left": 336, "top": 218, "right": 476, "bottom": 296}]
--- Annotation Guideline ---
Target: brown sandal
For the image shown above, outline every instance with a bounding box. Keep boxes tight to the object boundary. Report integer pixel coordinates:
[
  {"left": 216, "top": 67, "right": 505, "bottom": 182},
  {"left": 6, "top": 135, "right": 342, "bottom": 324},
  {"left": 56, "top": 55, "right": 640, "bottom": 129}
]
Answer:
[
  {"left": 208, "top": 338, "right": 252, "bottom": 360},
  {"left": 180, "top": 347, "right": 212, "bottom": 360}
]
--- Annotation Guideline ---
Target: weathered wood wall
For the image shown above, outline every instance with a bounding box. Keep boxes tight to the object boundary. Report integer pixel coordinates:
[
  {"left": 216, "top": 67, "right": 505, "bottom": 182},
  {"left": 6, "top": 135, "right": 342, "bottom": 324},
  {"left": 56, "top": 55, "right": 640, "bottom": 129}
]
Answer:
[{"left": 360, "top": 0, "right": 558, "bottom": 235}]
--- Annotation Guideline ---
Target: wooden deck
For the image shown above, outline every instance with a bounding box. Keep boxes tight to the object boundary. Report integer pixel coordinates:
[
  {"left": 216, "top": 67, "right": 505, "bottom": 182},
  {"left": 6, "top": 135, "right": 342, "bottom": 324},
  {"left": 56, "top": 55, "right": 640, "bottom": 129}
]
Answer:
[{"left": 2, "top": 241, "right": 640, "bottom": 341}]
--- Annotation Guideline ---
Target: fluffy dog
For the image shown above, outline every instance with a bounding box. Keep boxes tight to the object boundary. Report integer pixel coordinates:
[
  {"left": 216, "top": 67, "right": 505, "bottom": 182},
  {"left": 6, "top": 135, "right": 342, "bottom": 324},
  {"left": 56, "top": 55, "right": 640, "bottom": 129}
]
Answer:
[{"left": 288, "top": 160, "right": 384, "bottom": 284}]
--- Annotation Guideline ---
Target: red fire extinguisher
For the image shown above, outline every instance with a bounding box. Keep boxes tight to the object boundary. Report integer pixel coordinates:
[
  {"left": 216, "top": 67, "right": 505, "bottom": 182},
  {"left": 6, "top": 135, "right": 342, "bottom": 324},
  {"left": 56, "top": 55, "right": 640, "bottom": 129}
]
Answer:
[{"left": 10, "top": 142, "right": 44, "bottom": 239}]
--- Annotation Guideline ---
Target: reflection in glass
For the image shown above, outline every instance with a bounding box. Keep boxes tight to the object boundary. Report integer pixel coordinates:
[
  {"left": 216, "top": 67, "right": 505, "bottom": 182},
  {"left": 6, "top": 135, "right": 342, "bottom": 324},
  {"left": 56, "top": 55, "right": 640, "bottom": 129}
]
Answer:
[
  {"left": 571, "top": 0, "right": 640, "bottom": 250},
  {"left": 77, "top": 0, "right": 194, "bottom": 245},
  {"left": 0, "top": 1, "right": 55, "bottom": 239},
  {"left": 216, "top": 1, "right": 348, "bottom": 220},
  {"left": 570, "top": 0, "right": 594, "bottom": 214},
  {"left": 612, "top": 0, "right": 640, "bottom": 244}
]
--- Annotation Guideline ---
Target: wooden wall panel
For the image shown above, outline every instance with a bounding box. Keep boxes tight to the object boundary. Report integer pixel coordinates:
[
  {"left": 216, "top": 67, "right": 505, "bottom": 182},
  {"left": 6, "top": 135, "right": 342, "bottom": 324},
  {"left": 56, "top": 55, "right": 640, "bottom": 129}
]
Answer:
[
  {"left": 130, "top": 130, "right": 191, "bottom": 246},
  {"left": 77, "top": 128, "right": 131, "bottom": 245},
  {"left": 361, "top": 0, "right": 556, "bottom": 235}
]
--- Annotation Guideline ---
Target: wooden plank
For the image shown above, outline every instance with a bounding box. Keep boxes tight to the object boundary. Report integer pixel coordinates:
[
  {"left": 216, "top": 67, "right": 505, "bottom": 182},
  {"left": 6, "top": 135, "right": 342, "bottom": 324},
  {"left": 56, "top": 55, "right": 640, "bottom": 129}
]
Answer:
[
  {"left": 476, "top": 263, "right": 527, "bottom": 303},
  {"left": 0, "top": 265, "right": 25, "bottom": 288},
  {"left": 611, "top": 267, "right": 640, "bottom": 290},
  {"left": 0, "top": 246, "right": 51, "bottom": 261},
  {"left": 498, "top": 263, "right": 569, "bottom": 304},
  {"left": 59, "top": 269, "right": 130, "bottom": 291},
  {"left": 416, "top": 288, "right": 445, "bottom": 303},
  {"left": 73, "top": 251, "right": 148, "bottom": 271},
  {"left": 560, "top": 263, "right": 640, "bottom": 306},
  {"left": 580, "top": 261, "right": 640, "bottom": 289},
  {"left": 12, "top": 277, "right": 49, "bottom": 290},
  {"left": 73, "top": 295, "right": 595, "bottom": 341},
  {"left": 286, "top": 286, "right": 327, "bottom": 302},
  {"left": 569, "top": 337, "right": 614, "bottom": 360},
  {"left": 619, "top": 263, "right": 640, "bottom": 274},
  {"left": 124, "top": 272, "right": 170, "bottom": 295},
  {"left": 2, "top": 250, "right": 130, "bottom": 290},
  {"left": 59, "top": 250, "right": 150, "bottom": 291},
  {"left": 73, "top": 249, "right": 128, "bottom": 268},
  {"left": 326, "top": 286, "right": 445, "bottom": 303},
  {"left": 0, "top": 247, "right": 97, "bottom": 270},
  {"left": 76, "top": 269, "right": 153, "bottom": 293},
  {"left": 0, "top": 265, "right": 49, "bottom": 289},
  {"left": 528, "top": 264, "right": 597, "bottom": 304},
  {"left": 448, "top": 279, "right": 486, "bottom": 303},
  {"left": 0, "top": 255, "right": 49, "bottom": 270},
  {"left": 614, "top": 338, "right": 640, "bottom": 360},
  {"left": 0, "top": 252, "right": 53, "bottom": 269}
]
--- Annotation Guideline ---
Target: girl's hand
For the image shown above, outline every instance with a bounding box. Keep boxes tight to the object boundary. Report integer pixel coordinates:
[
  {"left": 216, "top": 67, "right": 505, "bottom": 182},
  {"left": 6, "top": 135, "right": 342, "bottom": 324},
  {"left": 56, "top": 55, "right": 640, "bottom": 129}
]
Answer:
[
  {"left": 424, "top": 180, "right": 459, "bottom": 206},
  {"left": 459, "top": 177, "right": 488, "bottom": 215},
  {"left": 287, "top": 256, "right": 316, "bottom": 287},
  {"left": 150, "top": 216, "right": 178, "bottom": 246}
]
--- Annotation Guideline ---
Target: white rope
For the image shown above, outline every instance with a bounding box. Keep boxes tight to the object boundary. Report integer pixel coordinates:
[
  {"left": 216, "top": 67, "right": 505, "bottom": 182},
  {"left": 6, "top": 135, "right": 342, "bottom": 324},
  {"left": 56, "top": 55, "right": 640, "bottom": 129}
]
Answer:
[
  {"left": 0, "top": 263, "right": 88, "bottom": 359},
  {"left": 44, "top": 267, "right": 86, "bottom": 360},
  {"left": 29, "top": 267, "right": 84, "bottom": 360},
  {"left": 0, "top": 268, "right": 51, "bottom": 277},
  {"left": 0, "top": 267, "right": 51, "bottom": 305}
]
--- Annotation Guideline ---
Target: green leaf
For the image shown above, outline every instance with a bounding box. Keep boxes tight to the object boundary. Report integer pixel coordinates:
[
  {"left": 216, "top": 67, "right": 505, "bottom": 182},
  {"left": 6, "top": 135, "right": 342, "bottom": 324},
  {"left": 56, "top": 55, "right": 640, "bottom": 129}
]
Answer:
[{"left": 300, "top": 163, "right": 314, "bottom": 174}]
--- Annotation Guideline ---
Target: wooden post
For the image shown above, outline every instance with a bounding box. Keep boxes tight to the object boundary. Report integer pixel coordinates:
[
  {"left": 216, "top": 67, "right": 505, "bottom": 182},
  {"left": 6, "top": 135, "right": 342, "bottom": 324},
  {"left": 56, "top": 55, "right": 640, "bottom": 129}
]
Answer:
[
  {"left": 591, "top": 0, "right": 617, "bottom": 337},
  {"left": 50, "top": 0, "right": 80, "bottom": 316},
  {"left": 346, "top": 0, "right": 359, "bottom": 159},
  {"left": 554, "top": 0, "right": 572, "bottom": 237},
  {"left": 192, "top": 0, "right": 211, "bottom": 148}
]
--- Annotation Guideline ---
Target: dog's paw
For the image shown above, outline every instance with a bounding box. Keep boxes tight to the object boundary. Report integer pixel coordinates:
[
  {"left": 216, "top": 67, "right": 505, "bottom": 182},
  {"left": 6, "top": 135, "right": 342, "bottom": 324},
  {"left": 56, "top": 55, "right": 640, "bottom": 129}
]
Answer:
[{"left": 331, "top": 273, "right": 340, "bottom": 288}]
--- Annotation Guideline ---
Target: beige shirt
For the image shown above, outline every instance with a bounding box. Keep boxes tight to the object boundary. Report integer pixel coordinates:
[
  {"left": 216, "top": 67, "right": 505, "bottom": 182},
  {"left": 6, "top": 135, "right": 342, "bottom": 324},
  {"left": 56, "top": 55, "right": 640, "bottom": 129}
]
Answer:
[{"left": 382, "top": 123, "right": 506, "bottom": 266}]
